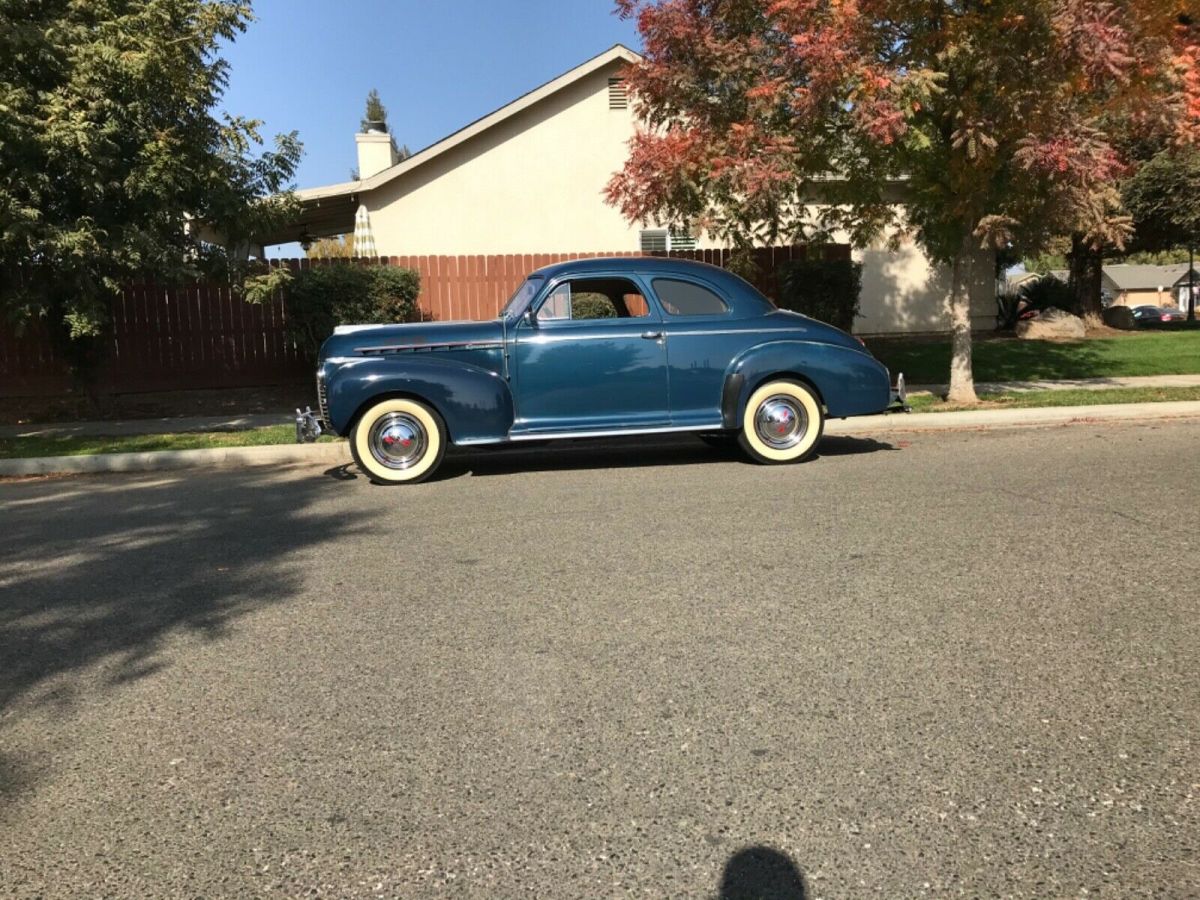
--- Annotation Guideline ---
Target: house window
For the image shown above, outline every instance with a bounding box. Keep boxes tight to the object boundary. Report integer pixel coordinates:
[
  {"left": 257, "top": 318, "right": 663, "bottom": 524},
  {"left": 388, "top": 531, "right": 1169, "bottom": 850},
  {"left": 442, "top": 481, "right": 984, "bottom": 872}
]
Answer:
[
  {"left": 608, "top": 78, "right": 628, "bottom": 110},
  {"left": 639, "top": 229, "right": 698, "bottom": 253}
]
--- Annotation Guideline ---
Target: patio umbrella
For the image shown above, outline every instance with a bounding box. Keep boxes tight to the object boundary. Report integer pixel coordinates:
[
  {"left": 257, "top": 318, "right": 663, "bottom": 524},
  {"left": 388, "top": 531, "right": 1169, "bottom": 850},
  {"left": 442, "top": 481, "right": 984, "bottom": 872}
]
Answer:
[{"left": 352, "top": 204, "right": 377, "bottom": 258}]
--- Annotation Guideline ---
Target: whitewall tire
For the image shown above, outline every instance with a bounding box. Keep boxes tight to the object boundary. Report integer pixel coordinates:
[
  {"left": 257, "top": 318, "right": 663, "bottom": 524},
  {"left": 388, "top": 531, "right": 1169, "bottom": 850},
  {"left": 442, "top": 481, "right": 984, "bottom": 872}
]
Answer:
[
  {"left": 738, "top": 379, "right": 824, "bottom": 465},
  {"left": 350, "top": 397, "right": 447, "bottom": 485}
]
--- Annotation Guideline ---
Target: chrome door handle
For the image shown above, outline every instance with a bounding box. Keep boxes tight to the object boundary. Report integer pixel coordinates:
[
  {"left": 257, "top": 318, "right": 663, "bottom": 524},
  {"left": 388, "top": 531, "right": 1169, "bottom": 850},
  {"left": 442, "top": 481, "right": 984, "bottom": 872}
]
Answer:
[{"left": 641, "top": 331, "right": 663, "bottom": 340}]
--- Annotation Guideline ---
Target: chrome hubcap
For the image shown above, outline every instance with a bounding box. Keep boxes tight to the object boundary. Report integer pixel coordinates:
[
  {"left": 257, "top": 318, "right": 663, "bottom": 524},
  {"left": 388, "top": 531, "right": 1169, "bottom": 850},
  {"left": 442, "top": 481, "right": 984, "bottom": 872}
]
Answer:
[
  {"left": 369, "top": 413, "right": 427, "bottom": 469},
  {"left": 754, "top": 395, "right": 808, "bottom": 449}
]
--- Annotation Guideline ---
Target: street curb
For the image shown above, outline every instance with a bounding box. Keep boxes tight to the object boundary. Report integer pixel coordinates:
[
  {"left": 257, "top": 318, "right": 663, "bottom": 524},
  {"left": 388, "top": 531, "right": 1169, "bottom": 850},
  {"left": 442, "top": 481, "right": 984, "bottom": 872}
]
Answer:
[
  {"left": 5, "top": 401, "right": 1200, "bottom": 476},
  {"left": 0, "top": 441, "right": 351, "bottom": 477},
  {"left": 827, "top": 400, "right": 1200, "bottom": 435}
]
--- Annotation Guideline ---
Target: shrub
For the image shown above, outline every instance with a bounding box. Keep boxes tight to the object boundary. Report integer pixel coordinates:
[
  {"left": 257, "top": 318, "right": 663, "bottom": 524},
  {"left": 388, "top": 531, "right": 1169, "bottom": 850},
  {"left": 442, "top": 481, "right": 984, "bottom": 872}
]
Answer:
[
  {"left": 775, "top": 258, "right": 863, "bottom": 333},
  {"left": 996, "top": 292, "right": 1024, "bottom": 330},
  {"left": 571, "top": 292, "right": 617, "bottom": 319},
  {"left": 1017, "top": 275, "right": 1075, "bottom": 314},
  {"left": 285, "top": 264, "right": 421, "bottom": 356}
]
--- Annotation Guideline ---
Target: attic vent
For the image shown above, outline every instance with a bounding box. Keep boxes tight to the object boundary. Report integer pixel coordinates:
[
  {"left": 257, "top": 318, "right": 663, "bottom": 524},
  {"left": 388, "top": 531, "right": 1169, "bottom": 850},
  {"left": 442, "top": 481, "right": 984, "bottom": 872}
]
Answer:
[
  {"left": 640, "top": 229, "right": 697, "bottom": 252},
  {"left": 669, "top": 229, "right": 697, "bottom": 251},
  {"left": 608, "top": 77, "right": 628, "bottom": 110},
  {"left": 640, "top": 229, "right": 668, "bottom": 252}
]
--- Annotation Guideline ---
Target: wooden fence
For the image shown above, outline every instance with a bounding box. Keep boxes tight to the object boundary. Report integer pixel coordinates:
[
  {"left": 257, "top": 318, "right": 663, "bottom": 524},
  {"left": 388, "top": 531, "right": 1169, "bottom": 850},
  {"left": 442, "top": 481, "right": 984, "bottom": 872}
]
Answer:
[
  {"left": 1, "top": 245, "right": 846, "bottom": 397},
  {"left": 273, "top": 244, "right": 848, "bottom": 323}
]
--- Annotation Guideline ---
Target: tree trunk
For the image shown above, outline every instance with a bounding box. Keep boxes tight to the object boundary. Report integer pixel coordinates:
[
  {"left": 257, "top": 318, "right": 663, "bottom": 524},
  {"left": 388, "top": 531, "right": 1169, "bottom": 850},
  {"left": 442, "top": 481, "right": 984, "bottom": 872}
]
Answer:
[
  {"left": 946, "top": 238, "right": 977, "bottom": 404},
  {"left": 1068, "top": 233, "right": 1103, "bottom": 326}
]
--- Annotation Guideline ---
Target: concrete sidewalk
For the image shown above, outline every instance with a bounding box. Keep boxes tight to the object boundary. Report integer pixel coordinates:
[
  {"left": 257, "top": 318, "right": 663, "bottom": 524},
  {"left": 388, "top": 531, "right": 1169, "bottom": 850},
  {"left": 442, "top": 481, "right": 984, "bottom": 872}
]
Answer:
[{"left": 909, "top": 373, "right": 1200, "bottom": 395}]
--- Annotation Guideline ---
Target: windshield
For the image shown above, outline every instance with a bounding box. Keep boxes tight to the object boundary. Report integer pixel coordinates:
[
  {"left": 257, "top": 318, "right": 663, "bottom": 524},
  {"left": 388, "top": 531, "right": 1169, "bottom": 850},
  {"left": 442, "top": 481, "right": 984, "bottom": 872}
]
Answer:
[{"left": 499, "top": 277, "right": 543, "bottom": 319}]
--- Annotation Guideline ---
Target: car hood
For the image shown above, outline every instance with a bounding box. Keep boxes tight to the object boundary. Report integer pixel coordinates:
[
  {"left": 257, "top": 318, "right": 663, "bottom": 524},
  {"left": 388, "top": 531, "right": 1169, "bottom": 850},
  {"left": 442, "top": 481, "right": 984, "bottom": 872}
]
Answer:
[{"left": 319, "top": 319, "right": 504, "bottom": 360}]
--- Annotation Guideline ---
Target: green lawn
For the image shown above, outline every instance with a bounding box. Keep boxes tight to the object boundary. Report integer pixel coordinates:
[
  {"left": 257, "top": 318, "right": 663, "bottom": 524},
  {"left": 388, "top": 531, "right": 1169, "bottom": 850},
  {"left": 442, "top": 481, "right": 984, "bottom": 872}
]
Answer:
[
  {"left": 0, "top": 425, "right": 338, "bottom": 460},
  {"left": 866, "top": 329, "right": 1200, "bottom": 384},
  {"left": 906, "top": 385, "right": 1200, "bottom": 413}
]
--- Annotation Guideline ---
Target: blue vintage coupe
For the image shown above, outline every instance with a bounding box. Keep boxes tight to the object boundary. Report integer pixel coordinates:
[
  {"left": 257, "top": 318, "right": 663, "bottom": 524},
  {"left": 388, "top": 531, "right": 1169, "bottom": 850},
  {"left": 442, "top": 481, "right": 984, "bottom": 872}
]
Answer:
[{"left": 315, "top": 257, "right": 904, "bottom": 484}]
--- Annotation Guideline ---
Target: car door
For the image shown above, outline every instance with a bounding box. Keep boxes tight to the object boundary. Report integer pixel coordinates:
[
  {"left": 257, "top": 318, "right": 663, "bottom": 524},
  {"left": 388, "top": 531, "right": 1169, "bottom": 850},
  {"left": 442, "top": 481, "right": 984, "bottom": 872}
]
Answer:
[
  {"left": 650, "top": 275, "right": 746, "bottom": 428},
  {"left": 510, "top": 274, "right": 670, "bottom": 435}
]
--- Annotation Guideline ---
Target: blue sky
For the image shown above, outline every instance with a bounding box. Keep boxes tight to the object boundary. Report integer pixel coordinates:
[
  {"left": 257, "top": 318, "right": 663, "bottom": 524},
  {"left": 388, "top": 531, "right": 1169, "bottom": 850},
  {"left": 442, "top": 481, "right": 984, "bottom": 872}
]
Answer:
[{"left": 221, "top": 0, "right": 640, "bottom": 192}]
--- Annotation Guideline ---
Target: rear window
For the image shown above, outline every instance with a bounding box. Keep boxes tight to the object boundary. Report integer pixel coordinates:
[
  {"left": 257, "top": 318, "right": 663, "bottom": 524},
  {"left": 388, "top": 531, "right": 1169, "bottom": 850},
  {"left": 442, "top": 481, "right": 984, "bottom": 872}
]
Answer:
[{"left": 652, "top": 279, "right": 729, "bottom": 316}]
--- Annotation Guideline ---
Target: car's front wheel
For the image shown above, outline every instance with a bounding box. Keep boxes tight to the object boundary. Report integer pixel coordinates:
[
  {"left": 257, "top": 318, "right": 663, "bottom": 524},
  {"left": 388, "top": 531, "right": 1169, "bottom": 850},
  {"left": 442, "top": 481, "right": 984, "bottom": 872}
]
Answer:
[
  {"left": 738, "top": 379, "right": 824, "bottom": 465},
  {"left": 350, "top": 397, "right": 447, "bottom": 485}
]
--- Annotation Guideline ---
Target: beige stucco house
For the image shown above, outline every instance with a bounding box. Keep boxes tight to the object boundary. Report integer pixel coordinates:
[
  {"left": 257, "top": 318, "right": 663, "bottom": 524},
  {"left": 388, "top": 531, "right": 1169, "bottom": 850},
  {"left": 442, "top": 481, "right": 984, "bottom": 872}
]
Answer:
[
  {"left": 1101, "top": 264, "right": 1199, "bottom": 308},
  {"left": 261, "top": 45, "right": 995, "bottom": 334}
]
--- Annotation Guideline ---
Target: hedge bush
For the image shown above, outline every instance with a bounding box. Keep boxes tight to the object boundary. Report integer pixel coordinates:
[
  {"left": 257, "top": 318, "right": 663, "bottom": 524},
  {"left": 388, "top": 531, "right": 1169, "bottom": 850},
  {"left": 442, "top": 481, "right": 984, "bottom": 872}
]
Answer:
[
  {"left": 285, "top": 264, "right": 421, "bottom": 356},
  {"left": 572, "top": 292, "right": 617, "bottom": 320},
  {"left": 775, "top": 258, "right": 863, "bottom": 333}
]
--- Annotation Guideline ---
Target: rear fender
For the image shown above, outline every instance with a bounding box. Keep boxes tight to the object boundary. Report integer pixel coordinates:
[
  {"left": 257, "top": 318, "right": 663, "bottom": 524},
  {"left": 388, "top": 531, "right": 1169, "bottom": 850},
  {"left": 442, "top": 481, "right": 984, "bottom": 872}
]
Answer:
[
  {"left": 322, "top": 356, "right": 514, "bottom": 444},
  {"left": 724, "top": 340, "right": 890, "bottom": 421}
]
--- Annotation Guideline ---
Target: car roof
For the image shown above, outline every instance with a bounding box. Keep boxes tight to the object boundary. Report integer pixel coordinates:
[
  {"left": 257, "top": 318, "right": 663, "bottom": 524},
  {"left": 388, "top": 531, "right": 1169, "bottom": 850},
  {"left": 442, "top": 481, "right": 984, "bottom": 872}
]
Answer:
[{"left": 530, "top": 256, "right": 773, "bottom": 312}]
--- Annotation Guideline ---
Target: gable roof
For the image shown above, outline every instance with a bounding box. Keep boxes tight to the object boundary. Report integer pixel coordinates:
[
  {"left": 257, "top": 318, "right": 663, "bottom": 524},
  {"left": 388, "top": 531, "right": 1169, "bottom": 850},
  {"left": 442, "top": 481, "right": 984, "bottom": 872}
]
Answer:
[
  {"left": 297, "top": 44, "right": 642, "bottom": 203},
  {"left": 1103, "top": 264, "right": 1199, "bottom": 291}
]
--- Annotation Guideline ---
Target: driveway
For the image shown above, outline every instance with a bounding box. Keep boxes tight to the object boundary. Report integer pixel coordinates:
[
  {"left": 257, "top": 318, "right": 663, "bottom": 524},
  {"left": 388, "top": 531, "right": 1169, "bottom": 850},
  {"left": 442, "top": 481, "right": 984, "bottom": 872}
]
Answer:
[{"left": 1, "top": 423, "right": 1198, "bottom": 897}]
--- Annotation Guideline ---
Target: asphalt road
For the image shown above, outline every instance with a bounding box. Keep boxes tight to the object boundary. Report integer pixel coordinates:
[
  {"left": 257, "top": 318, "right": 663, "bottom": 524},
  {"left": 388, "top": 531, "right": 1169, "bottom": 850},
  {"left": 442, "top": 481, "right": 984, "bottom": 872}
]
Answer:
[{"left": 2, "top": 421, "right": 1198, "bottom": 898}]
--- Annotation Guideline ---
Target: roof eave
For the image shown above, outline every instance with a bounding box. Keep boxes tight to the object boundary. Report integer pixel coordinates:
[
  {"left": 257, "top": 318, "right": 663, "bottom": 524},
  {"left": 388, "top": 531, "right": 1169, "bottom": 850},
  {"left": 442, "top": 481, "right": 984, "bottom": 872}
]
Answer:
[{"left": 289, "top": 43, "right": 643, "bottom": 205}]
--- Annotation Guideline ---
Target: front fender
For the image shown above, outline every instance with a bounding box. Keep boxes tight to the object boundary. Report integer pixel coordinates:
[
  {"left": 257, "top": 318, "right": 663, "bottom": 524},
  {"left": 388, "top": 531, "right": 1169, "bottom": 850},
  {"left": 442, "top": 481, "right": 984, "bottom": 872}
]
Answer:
[
  {"left": 725, "top": 340, "right": 890, "bottom": 421},
  {"left": 322, "top": 356, "right": 514, "bottom": 444}
]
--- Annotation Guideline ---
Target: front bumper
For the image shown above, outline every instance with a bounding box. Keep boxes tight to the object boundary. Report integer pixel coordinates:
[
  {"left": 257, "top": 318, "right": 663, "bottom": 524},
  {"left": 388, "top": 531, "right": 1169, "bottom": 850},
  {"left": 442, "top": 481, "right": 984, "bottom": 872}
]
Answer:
[{"left": 887, "top": 372, "right": 910, "bottom": 413}]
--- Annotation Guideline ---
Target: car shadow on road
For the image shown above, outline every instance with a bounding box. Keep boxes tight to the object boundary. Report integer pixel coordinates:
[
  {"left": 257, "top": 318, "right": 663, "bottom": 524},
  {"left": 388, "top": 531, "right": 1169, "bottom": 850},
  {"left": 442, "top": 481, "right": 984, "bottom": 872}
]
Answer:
[
  {"left": 0, "top": 468, "right": 359, "bottom": 723},
  {"left": 321, "top": 433, "right": 897, "bottom": 482},
  {"left": 718, "top": 845, "right": 808, "bottom": 899}
]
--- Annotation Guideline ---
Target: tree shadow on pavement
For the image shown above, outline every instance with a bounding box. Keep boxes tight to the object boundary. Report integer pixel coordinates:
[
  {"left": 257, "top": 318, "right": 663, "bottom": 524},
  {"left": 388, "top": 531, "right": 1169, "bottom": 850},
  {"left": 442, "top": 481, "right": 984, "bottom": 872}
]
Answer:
[
  {"left": 0, "top": 468, "right": 359, "bottom": 717},
  {"left": 719, "top": 846, "right": 808, "bottom": 899}
]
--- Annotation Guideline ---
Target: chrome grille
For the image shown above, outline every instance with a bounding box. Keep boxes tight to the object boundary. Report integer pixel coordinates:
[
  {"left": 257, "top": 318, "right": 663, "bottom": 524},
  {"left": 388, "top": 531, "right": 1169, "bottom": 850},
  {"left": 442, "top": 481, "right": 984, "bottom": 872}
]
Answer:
[{"left": 316, "top": 371, "right": 330, "bottom": 425}]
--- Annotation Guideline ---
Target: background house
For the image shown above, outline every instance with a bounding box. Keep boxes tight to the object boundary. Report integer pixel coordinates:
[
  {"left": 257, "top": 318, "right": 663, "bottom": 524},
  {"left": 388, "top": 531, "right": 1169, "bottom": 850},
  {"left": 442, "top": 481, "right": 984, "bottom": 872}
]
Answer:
[
  {"left": 1101, "top": 265, "right": 1199, "bottom": 308},
  {"left": 259, "top": 45, "right": 996, "bottom": 335}
]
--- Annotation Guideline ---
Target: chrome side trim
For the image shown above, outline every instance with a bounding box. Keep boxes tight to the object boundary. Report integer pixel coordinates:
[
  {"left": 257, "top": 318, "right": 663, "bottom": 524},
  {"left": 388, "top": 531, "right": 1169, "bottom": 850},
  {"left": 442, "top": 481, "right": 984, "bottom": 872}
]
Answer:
[
  {"left": 518, "top": 331, "right": 661, "bottom": 344},
  {"left": 355, "top": 340, "right": 504, "bottom": 354},
  {"left": 508, "top": 423, "right": 723, "bottom": 441}
]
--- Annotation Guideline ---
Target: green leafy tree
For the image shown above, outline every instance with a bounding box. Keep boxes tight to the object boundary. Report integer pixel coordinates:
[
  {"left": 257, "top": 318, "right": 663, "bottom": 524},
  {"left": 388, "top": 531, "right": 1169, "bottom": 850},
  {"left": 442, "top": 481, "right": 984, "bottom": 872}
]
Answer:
[
  {"left": 306, "top": 235, "right": 356, "bottom": 260},
  {"left": 609, "top": 1, "right": 1199, "bottom": 402},
  {"left": 0, "top": 0, "right": 302, "bottom": 357},
  {"left": 359, "top": 88, "right": 410, "bottom": 165},
  {"left": 1123, "top": 148, "right": 1200, "bottom": 250},
  {"left": 361, "top": 88, "right": 388, "bottom": 131},
  {"left": 1124, "top": 147, "right": 1200, "bottom": 318}
]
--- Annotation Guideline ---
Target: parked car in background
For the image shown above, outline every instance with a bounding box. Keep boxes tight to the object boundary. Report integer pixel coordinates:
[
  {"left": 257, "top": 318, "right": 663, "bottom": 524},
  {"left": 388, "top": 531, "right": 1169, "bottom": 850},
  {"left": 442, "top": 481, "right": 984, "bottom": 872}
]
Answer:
[
  {"left": 316, "top": 257, "right": 905, "bottom": 484},
  {"left": 1132, "top": 305, "right": 1186, "bottom": 326}
]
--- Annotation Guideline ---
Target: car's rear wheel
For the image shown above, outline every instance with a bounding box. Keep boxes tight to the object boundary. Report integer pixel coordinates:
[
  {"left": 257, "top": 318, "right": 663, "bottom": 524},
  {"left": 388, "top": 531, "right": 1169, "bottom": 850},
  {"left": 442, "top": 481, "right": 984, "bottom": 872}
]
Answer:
[
  {"left": 738, "top": 379, "right": 824, "bottom": 465},
  {"left": 350, "top": 397, "right": 447, "bottom": 485}
]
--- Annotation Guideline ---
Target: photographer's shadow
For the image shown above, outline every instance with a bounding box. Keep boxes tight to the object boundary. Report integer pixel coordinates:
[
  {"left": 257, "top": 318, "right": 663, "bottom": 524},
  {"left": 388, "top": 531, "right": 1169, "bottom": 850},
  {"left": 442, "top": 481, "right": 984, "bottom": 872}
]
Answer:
[{"left": 719, "top": 846, "right": 808, "bottom": 900}]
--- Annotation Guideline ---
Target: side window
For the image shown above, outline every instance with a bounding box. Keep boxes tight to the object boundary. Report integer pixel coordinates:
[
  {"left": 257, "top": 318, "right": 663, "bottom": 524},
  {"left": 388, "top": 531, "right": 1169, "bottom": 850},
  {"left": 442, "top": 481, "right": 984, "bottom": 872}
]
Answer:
[
  {"left": 539, "top": 284, "right": 572, "bottom": 321},
  {"left": 536, "top": 278, "right": 651, "bottom": 322},
  {"left": 653, "top": 278, "right": 729, "bottom": 316}
]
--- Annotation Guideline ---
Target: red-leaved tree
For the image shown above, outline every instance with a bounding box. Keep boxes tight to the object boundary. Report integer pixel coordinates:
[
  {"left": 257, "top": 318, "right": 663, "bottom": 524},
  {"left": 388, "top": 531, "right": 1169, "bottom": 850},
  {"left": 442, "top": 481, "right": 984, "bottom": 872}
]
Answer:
[{"left": 608, "top": 1, "right": 1198, "bottom": 401}]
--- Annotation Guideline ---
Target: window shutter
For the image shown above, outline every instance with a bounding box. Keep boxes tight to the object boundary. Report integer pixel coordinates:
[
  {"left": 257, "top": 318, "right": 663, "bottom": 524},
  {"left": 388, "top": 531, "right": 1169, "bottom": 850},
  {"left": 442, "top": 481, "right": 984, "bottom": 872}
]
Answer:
[{"left": 608, "top": 78, "right": 628, "bottom": 110}]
